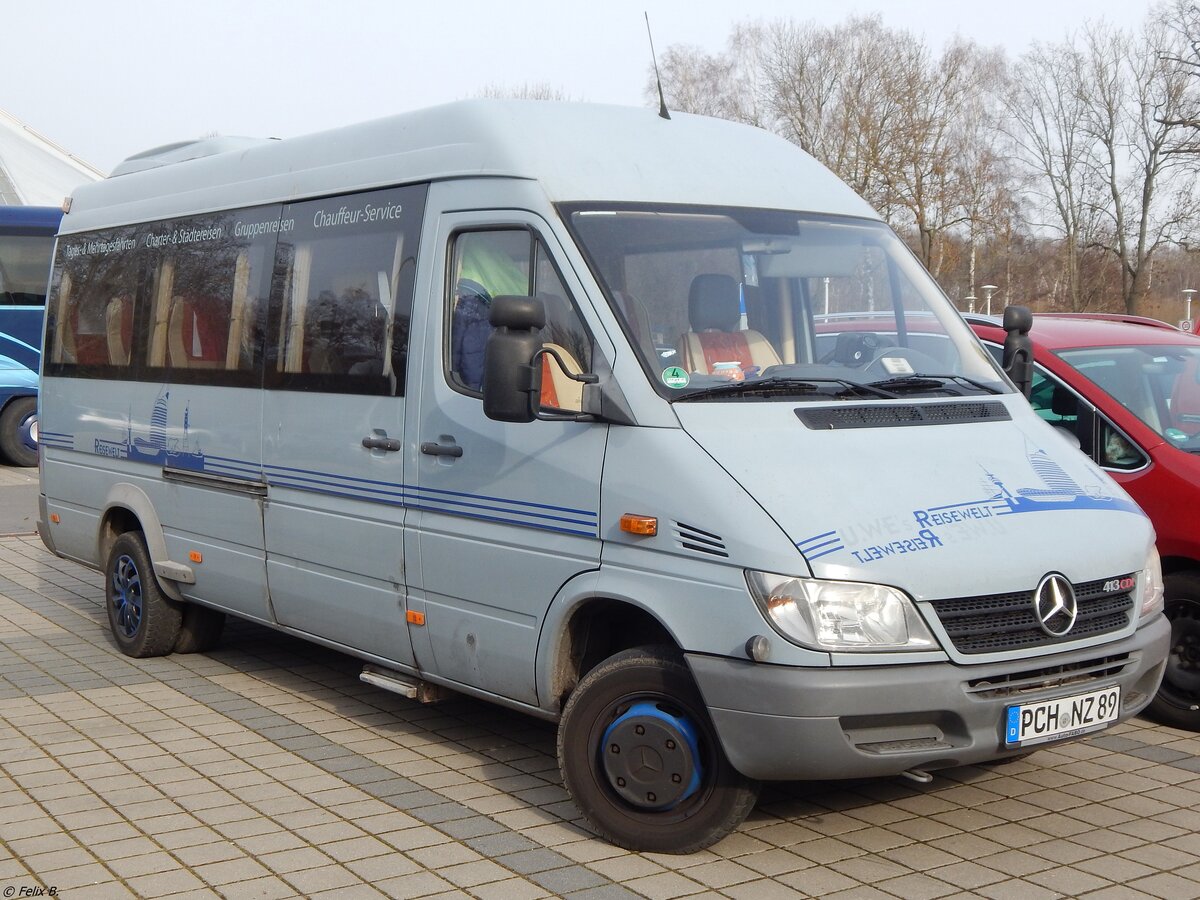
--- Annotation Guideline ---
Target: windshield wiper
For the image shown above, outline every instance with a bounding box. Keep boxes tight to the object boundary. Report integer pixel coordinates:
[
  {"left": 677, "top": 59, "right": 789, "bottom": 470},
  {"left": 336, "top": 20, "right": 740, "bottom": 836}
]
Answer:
[
  {"left": 867, "top": 373, "right": 1004, "bottom": 396},
  {"left": 673, "top": 377, "right": 899, "bottom": 402}
]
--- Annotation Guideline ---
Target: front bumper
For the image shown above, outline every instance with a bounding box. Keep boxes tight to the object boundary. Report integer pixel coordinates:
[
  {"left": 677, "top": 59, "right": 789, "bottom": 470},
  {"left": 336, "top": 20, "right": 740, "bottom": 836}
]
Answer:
[{"left": 688, "top": 615, "right": 1170, "bottom": 782}]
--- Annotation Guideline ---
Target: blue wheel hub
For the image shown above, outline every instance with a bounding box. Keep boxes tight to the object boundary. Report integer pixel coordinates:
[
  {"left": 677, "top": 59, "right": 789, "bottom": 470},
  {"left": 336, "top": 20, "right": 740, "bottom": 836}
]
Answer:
[
  {"left": 19, "top": 409, "right": 37, "bottom": 453},
  {"left": 111, "top": 554, "right": 143, "bottom": 638},
  {"left": 600, "top": 701, "right": 703, "bottom": 810}
]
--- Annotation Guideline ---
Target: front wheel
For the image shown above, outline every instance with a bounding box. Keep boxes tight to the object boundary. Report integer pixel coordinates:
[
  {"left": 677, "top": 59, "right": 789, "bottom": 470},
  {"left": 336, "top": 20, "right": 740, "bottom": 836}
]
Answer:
[
  {"left": 1148, "top": 571, "right": 1200, "bottom": 730},
  {"left": 0, "top": 396, "right": 37, "bottom": 467},
  {"left": 106, "top": 531, "right": 183, "bottom": 658},
  {"left": 558, "top": 646, "right": 760, "bottom": 854}
]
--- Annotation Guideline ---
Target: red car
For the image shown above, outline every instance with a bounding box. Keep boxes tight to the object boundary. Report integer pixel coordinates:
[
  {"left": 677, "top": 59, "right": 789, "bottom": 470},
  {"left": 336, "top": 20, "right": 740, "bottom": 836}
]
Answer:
[{"left": 969, "top": 313, "right": 1200, "bottom": 729}]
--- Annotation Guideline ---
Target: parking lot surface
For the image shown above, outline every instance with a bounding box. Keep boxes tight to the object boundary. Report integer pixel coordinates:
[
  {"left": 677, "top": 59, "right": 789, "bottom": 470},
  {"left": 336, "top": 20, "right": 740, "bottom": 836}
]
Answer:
[{"left": 3, "top": 503, "right": 1200, "bottom": 898}]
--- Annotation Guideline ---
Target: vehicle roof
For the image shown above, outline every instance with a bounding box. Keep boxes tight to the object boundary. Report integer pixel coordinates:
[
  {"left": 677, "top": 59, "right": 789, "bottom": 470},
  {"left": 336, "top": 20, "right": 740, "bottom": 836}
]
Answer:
[
  {"left": 0, "top": 204, "right": 62, "bottom": 236},
  {"left": 62, "top": 100, "right": 879, "bottom": 234},
  {"left": 968, "top": 313, "right": 1200, "bottom": 350}
]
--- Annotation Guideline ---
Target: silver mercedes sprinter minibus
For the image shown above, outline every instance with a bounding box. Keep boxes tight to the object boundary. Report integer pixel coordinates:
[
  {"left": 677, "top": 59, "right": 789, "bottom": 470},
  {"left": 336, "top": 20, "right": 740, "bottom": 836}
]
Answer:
[{"left": 38, "top": 101, "right": 1169, "bottom": 853}]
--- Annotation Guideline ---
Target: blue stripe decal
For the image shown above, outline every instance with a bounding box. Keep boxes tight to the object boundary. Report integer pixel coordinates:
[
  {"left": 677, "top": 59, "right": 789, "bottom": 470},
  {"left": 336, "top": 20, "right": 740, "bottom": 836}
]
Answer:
[
  {"left": 798, "top": 536, "right": 841, "bottom": 555},
  {"left": 44, "top": 432, "right": 600, "bottom": 540},
  {"left": 404, "top": 502, "right": 597, "bottom": 538},
  {"left": 42, "top": 433, "right": 600, "bottom": 537},
  {"left": 262, "top": 460, "right": 596, "bottom": 518},
  {"left": 804, "top": 545, "right": 844, "bottom": 562},
  {"left": 268, "top": 475, "right": 596, "bottom": 529},
  {"left": 797, "top": 529, "right": 845, "bottom": 560}
]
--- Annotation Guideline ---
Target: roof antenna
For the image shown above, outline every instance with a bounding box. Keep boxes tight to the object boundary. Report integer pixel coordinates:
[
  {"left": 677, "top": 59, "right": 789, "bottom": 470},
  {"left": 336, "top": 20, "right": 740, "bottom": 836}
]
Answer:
[{"left": 645, "top": 12, "right": 671, "bottom": 120}]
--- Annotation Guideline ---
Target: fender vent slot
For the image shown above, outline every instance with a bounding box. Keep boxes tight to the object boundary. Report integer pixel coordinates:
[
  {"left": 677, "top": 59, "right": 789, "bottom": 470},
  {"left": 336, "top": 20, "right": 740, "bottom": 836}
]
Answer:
[
  {"left": 796, "top": 401, "right": 1010, "bottom": 430},
  {"left": 674, "top": 522, "right": 728, "bottom": 557}
]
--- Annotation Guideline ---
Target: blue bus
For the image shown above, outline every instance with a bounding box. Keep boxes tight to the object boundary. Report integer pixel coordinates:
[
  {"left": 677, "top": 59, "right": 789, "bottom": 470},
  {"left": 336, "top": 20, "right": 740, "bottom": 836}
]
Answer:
[{"left": 0, "top": 205, "right": 60, "bottom": 466}]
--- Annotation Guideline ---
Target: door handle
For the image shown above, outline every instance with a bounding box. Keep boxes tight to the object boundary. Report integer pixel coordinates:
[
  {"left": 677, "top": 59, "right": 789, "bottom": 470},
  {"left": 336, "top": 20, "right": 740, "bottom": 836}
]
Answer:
[
  {"left": 362, "top": 436, "right": 402, "bottom": 452},
  {"left": 420, "top": 441, "right": 463, "bottom": 458}
]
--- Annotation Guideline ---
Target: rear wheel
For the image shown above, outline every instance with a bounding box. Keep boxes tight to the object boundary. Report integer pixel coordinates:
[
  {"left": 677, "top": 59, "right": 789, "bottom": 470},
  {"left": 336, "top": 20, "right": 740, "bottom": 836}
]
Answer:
[
  {"left": 558, "top": 646, "right": 760, "bottom": 854},
  {"left": 0, "top": 396, "right": 37, "bottom": 467},
  {"left": 105, "top": 531, "right": 183, "bottom": 658},
  {"left": 1148, "top": 572, "right": 1200, "bottom": 730},
  {"left": 174, "top": 604, "right": 226, "bottom": 653}
]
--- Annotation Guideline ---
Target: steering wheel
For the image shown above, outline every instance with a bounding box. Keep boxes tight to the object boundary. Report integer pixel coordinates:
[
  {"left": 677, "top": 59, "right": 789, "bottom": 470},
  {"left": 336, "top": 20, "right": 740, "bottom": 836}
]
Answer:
[{"left": 820, "top": 332, "right": 891, "bottom": 366}]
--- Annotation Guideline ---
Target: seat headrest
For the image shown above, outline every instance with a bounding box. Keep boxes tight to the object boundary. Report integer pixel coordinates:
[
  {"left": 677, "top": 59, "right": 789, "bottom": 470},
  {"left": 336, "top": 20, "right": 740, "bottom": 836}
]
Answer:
[
  {"left": 1051, "top": 385, "right": 1078, "bottom": 418},
  {"left": 689, "top": 274, "right": 740, "bottom": 332}
]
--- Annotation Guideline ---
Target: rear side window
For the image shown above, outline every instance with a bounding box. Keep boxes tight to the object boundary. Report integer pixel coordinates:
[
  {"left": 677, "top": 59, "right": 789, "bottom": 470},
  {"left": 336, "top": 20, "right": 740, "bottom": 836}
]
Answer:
[
  {"left": 271, "top": 185, "right": 426, "bottom": 396},
  {"left": 143, "top": 207, "right": 279, "bottom": 383},
  {"left": 47, "top": 227, "right": 142, "bottom": 372},
  {"left": 44, "top": 183, "right": 428, "bottom": 397}
]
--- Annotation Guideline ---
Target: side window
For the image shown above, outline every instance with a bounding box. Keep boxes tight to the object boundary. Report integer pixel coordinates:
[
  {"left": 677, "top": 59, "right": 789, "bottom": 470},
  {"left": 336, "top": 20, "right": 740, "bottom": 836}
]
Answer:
[
  {"left": 46, "top": 228, "right": 141, "bottom": 372},
  {"left": 144, "top": 208, "right": 278, "bottom": 381},
  {"left": 1029, "top": 370, "right": 1080, "bottom": 428},
  {"left": 1099, "top": 420, "right": 1148, "bottom": 470},
  {"left": 447, "top": 229, "right": 593, "bottom": 412},
  {"left": 1028, "top": 369, "right": 1097, "bottom": 457},
  {"left": 0, "top": 234, "right": 55, "bottom": 307},
  {"left": 272, "top": 184, "right": 427, "bottom": 396}
]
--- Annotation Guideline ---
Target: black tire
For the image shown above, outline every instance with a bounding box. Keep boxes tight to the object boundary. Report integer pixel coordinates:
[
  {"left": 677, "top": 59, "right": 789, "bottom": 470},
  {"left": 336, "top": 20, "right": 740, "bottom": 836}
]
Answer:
[
  {"left": 173, "top": 604, "right": 226, "bottom": 654},
  {"left": 0, "top": 396, "right": 37, "bottom": 467},
  {"left": 557, "top": 646, "right": 760, "bottom": 854},
  {"left": 105, "top": 531, "right": 183, "bottom": 658},
  {"left": 1147, "top": 571, "right": 1200, "bottom": 730}
]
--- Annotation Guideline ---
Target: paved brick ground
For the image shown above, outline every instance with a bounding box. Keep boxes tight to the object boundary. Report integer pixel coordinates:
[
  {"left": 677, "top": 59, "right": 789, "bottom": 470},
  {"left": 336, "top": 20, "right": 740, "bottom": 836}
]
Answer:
[{"left": 3, "top": 526, "right": 1200, "bottom": 899}]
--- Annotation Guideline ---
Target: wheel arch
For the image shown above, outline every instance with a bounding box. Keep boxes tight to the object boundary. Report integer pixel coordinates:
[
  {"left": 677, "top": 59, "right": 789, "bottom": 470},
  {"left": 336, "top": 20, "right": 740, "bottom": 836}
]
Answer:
[
  {"left": 538, "top": 573, "right": 681, "bottom": 715},
  {"left": 99, "top": 483, "right": 184, "bottom": 602},
  {"left": 1160, "top": 556, "right": 1200, "bottom": 579}
]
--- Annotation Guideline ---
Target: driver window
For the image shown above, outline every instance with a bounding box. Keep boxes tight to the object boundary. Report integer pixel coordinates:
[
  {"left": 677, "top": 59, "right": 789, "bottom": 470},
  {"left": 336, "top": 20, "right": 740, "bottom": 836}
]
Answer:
[{"left": 447, "top": 229, "right": 593, "bottom": 412}]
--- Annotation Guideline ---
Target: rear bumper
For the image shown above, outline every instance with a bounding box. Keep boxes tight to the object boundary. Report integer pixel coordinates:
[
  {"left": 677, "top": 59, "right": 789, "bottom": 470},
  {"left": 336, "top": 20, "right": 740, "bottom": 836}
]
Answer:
[
  {"left": 37, "top": 493, "right": 58, "bottom": 556},
  {"left": 687, "top": 615, "right": 1170, "bottom": 781}
]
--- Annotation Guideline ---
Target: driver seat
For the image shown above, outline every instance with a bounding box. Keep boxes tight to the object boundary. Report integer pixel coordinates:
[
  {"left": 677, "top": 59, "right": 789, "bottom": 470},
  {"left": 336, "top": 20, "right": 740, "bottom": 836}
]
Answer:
[{"left": 677, "top": 274, "right": 781, "bottom": 374}]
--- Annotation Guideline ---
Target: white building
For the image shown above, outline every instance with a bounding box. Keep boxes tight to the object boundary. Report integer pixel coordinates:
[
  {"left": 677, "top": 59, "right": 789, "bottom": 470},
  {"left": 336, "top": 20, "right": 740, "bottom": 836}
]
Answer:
[{"left": 0, "top": 108, "right": 102, "bottom": 206}]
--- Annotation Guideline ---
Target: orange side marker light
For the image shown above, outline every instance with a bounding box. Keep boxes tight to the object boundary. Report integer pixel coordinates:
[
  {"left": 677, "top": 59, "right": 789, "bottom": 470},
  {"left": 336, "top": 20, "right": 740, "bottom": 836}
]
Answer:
[
  {"left": 406, "top": 610, "right": 426, "bottom": 626},
  {"left": 49, "top": 513, "right": 61, "bottom": 524},
  {"left": 620, "top": 514, "right": 658, "bottom": 536},
  {"left": 189, "top": 551, "right": 203, "bottom": 563}
]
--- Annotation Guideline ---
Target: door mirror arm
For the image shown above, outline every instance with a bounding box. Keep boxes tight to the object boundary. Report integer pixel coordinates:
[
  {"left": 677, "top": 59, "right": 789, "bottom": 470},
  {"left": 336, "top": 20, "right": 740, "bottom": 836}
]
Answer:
[
  {"left": 1001, "top": 305, "right": 1034, "bottom": 399},
  {"left": 531, "top": 347, "right": 600, "bottom": 423}
]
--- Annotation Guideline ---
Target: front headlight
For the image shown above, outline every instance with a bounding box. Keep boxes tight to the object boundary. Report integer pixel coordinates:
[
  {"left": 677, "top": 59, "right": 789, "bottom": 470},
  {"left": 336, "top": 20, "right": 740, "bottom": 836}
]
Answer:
[
  {"left": 1141, "top": 547, "right": 1165, "bottom": 619},
  {"left": 746, "top": 570, "right": 938, "bottom": 652}
]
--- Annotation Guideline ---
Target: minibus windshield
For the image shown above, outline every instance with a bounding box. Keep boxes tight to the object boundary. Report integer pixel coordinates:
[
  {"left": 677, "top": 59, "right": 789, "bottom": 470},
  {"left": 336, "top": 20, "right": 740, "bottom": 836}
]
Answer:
[
  {"left": 565, "top": 205, "right": 1007, "bottom": 401},
  {"left": 1058, "top": 344, "right": 1200, "bottom": 453}
]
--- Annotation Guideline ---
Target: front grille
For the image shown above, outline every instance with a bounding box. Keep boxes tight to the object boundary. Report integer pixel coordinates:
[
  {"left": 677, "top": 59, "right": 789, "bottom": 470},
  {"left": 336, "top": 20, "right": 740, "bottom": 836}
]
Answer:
[{"left": 930, "top": 575, "right": 1134, "bottom": 654}]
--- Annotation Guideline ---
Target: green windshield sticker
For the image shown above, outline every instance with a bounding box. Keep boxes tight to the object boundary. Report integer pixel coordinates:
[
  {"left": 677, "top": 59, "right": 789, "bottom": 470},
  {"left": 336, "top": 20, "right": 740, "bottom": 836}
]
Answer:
[{"left": 662, "top": 366, "right": 690, "bottom": 389}]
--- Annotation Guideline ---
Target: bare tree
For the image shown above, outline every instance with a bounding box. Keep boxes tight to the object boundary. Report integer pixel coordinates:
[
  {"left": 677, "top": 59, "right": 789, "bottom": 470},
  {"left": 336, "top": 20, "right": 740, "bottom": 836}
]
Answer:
[
  {"left": 1161, "top": 0, "right": 1200, "bottom": 157},
  {"left": 1079, "top": 15, "right": 1199, "bottom": 313},
  {"left": 651, "top": 10, "right": 1199, "bottom": 314},
  {"left": 477, "top": 82, "right": 577, "bottom": 101},
  {"left": 649, "top": 22, "right": 770, "bottom": 126},
  {"left": 758, "top": 16, "right": 917, "bottom": 219},
  {"left": 887, "top": 39, "right": 1013, "bottom": 278},
  {"left": 1006, "top": 41, "right": 1108, "bottom": 310}
]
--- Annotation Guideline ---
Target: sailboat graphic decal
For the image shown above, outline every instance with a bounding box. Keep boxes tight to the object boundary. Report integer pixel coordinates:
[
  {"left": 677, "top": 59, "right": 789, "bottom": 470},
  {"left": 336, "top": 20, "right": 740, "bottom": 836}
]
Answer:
[{"left": 798, "top": 438, "right": 1142, "bottom": 563}]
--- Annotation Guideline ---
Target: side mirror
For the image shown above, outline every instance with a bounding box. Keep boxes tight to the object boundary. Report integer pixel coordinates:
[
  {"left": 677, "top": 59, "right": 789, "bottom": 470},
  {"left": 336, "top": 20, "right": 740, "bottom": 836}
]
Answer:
[
  {"left": 1001, "top": 305, "right": 1034, "bottom": 399},
  {"left": 482, "top": 296, "right": 545, "bottom": 423}
]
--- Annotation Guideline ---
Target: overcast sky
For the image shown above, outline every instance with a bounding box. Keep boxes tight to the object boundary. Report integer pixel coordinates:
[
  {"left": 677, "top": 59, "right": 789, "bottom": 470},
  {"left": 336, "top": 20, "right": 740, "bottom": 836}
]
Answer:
[{"left": 4, "top": 0, "right": 1157, "bottom": 176}]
